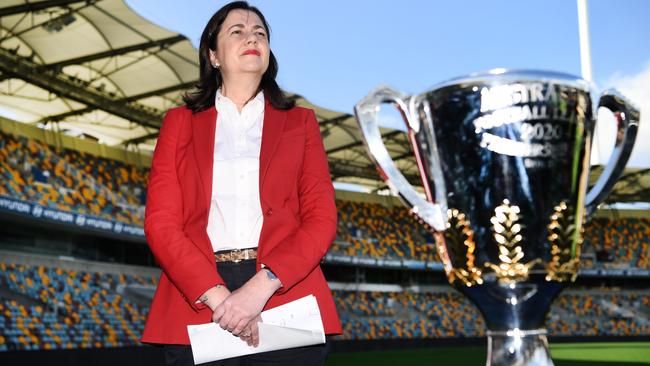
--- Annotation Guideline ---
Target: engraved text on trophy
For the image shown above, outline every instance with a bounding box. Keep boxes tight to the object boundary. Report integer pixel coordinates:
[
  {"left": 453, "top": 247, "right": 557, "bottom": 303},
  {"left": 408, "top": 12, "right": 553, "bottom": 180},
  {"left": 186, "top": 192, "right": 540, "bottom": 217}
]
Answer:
[{"left": 473, "top": 83, "right": 582, "bottom": 169}]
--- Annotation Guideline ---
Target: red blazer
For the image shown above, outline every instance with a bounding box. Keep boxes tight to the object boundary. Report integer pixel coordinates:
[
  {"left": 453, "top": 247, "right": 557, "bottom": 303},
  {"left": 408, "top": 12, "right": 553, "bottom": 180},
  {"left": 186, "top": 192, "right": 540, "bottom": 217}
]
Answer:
[{"left": 141, "top": 101, "right": 342, "bottom": 345}]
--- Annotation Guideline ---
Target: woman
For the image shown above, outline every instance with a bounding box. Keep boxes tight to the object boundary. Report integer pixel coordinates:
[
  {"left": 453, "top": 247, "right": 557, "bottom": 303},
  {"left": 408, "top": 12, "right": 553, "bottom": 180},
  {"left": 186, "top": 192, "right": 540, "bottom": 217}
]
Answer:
[{"left": 141, "top": 2, "right": 341, "bottom": 365}]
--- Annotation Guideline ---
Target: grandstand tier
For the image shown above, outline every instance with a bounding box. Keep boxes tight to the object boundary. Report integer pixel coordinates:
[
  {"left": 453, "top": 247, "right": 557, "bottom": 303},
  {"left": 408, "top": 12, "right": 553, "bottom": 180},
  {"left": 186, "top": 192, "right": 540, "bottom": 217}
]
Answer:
[
  {"left": 2, "top": 127, "right": 648, "bottom": 272},
  {"left": 0, "top": 255, "right": 649, "bottom": 351}
]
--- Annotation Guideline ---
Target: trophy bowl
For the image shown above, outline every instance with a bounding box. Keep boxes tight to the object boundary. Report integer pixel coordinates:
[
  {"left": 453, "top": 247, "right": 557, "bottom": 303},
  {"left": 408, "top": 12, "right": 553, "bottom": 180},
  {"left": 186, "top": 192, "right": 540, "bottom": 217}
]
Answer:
[{"left": 354, "top": 69, "right": 639, "bottom": 366}]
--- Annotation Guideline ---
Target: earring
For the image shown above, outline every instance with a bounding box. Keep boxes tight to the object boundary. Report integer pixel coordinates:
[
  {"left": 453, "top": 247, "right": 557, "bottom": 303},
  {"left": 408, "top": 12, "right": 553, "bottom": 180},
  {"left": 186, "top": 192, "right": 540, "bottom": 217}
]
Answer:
[{"left": 213, "top": 63, "right": 220, "bottom": 69}]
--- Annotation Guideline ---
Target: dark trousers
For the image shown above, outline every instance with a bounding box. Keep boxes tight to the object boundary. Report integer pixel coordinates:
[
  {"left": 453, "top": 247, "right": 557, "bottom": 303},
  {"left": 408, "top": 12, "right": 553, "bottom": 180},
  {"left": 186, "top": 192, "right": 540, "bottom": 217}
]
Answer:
[{"left": 163, "top": 260, "right": 328, "bottom": 366}]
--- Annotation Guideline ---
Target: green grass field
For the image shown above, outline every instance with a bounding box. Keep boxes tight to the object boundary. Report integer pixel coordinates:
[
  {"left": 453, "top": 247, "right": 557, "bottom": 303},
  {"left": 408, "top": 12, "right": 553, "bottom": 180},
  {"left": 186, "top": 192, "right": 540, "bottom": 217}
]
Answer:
[{"left": 327, "top": 342, "right": 650, "bottom": 365}]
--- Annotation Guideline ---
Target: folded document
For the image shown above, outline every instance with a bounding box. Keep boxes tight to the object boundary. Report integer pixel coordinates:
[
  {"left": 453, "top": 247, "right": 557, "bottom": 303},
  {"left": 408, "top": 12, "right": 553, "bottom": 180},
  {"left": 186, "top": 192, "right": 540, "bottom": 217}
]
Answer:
[{"left": 187, "top": 295, "right": 325, "bottom": 364}]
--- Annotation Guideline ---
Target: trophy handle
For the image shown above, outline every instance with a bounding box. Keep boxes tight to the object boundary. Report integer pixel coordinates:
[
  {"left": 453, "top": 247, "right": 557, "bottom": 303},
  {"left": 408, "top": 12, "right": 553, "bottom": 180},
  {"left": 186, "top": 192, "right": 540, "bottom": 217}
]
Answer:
[
  {"left": 585, "top": 89, "right": 640, "bottom": 215},
  {"left": 354, "top": 85, "right": 446, "bottom": 231}
]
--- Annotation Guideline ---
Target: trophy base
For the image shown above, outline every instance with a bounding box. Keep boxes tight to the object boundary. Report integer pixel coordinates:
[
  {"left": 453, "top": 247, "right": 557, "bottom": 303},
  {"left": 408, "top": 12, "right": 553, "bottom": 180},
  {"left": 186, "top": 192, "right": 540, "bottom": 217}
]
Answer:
[{"left": 486, "top": 328, "right": 553, "bottom": 366}]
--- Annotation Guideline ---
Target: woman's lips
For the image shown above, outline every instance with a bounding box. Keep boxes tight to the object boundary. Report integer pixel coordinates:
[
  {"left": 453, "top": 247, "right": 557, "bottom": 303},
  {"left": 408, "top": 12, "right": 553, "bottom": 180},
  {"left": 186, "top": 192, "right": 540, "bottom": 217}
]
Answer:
[{"left": 242, "top": 49, "right": 260, "bottom": 56}]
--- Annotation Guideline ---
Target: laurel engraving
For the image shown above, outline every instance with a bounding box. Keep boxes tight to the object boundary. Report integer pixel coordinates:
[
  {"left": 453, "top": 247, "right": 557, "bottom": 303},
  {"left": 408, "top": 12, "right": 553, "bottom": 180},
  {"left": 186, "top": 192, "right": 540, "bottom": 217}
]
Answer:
[
  {"left": 485, "top": 199, "right": 539, "bottom": 284},
  {"left": 546, "top": 201, "right": 582, "bottom": 282},
  {"left": 445, "top": 209, "right": 483, "bottom": 287}
]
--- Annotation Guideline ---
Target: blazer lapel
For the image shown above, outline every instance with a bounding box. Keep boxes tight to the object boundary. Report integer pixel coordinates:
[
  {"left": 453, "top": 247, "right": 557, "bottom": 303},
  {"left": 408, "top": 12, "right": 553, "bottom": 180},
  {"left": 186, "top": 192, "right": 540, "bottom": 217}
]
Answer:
[
  {"left": 192, "top": 106, "right": 217, "bottom": 211},
  {"left": 192, "top": 101, "right": 285, "bottom": 211},
  {"left": 259, "top": 101, "right": 287, "bottom": 190}
]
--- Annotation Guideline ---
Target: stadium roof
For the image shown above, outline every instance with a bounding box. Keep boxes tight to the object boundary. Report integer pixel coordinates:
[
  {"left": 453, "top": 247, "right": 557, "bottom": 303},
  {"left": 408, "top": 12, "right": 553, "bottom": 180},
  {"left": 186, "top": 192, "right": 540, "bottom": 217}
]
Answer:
[
  {"left": 589, "top": 166, "right": 650, "bottom": 205},
  {"left": 0, "top": 0, "right": 194, "bottom": 149},
  {"left": 0, "top": 0, "right": 647, "bottom": 203}
]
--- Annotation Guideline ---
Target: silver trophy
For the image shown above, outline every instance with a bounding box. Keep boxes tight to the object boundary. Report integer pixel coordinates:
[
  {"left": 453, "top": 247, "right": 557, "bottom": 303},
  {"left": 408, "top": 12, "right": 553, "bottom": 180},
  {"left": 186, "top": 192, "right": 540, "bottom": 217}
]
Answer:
[{"left": 354, "top": 69, "right": 639, "bottom": 366}]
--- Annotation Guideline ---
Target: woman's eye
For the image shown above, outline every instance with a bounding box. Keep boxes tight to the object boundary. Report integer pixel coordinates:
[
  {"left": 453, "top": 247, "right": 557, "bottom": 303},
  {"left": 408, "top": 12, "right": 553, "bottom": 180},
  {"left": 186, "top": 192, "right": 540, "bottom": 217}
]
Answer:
[
  {"left": 231, "top": 30, "right": 241, "bottom": 35},
  {"left": 256, "top": 32, "right": 266, "bottom": 37}
]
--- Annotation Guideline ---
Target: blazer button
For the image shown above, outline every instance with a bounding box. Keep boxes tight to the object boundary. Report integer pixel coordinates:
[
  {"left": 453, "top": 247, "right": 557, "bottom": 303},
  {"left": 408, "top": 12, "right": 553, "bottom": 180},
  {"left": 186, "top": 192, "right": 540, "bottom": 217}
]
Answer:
[{"left": 265, "top": 208, "right": 273, "bottom": 217}]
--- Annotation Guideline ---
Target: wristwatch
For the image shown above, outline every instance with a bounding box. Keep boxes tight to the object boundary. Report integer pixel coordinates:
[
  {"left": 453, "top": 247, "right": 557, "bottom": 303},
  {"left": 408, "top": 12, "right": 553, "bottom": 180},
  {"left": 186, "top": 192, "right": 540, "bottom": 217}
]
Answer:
[{"left": 264, "top": 268, "right": 279, "bottom": 281}]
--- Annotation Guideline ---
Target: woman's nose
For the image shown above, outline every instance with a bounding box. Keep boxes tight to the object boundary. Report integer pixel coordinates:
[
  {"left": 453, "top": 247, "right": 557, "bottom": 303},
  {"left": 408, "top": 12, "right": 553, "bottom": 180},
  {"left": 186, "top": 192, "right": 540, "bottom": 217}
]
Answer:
[{"left": 245, "top": 32, "right": 257, "bottom": 44}]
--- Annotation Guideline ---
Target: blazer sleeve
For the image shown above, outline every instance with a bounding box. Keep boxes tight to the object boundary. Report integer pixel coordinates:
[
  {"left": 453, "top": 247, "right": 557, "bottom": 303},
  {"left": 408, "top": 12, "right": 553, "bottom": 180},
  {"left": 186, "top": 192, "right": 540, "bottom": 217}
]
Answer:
[
  {"left": 261, "top": 109, "right": 337, "bottom": 294},
  {"left": 145, "top": 107, "right": 225, "bottom": 310}
]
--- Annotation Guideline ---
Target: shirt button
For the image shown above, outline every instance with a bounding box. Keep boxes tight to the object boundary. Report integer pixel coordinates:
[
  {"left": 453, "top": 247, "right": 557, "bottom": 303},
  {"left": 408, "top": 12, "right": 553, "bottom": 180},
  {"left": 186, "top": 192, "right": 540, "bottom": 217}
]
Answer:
[{"left": 265, "top": 208, "right": 273, "bottom": 217}]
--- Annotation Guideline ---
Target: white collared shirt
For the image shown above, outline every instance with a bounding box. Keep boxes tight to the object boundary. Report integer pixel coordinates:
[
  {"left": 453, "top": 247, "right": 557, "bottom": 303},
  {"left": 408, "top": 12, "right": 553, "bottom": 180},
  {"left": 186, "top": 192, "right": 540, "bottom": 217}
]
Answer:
[{"left": 206, "top": 89, "right": 265, "bottom": 252}]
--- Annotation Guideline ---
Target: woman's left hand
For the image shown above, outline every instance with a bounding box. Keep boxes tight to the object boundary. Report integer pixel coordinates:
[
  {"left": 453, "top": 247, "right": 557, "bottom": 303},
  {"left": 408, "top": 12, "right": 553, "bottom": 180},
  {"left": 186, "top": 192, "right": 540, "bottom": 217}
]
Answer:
[
  {"left": 238, "top": 314, "right": 262, "bottom": 347},
  {"left": 212, "top": 269, "right": 281, "bottom": 338}
]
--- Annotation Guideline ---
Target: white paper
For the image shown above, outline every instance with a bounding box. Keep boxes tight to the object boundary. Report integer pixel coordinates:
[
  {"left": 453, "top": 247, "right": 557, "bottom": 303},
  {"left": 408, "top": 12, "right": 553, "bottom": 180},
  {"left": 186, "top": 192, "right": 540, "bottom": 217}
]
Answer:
[{"left": 187, "top": 295, "right": 325, "bottom": 364}]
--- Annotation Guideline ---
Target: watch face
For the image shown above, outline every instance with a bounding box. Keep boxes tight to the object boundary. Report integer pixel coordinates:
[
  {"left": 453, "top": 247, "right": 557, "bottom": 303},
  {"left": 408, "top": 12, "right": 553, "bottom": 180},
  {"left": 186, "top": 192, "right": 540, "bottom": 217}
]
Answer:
[{"left": 265, "top": 269, "right": 278, "bottom": 280}]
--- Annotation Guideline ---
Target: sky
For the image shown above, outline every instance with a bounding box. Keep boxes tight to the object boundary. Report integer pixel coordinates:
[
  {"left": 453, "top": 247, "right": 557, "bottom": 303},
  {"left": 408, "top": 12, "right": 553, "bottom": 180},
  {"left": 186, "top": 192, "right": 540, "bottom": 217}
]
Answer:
[{"left": 126, "top": 0, "right": 650, "bottom": 168}]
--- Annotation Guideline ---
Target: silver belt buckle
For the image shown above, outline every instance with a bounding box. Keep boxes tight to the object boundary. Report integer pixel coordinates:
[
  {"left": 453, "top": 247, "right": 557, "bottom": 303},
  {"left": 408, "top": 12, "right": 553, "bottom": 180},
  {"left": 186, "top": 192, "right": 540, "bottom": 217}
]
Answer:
[{"left": 232, "top": 249, "right": 242, "bottom": 263}]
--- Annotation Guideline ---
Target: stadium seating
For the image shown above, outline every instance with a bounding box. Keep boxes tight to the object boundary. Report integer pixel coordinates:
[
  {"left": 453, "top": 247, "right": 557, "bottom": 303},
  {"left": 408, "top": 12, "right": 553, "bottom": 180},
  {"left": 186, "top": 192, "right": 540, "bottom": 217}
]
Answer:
[
  {"left": 0, "top": 130, "right": 146, "bottom": 226},
  {"left": 548, "top": 291, "right": 650, "bottom": 336},
  {"left": 2, "top": 130, "right": 648, "bottom": 270},
  {"left": 0, "top": 261, "right": 649, "bottom": 350},
  {"left": 333, "top": 289, "right": 649, "bottom": 340},
  {"left": 334, "top": 290, "right": 485, "bottom": 340},
  {"left": 332, "top": 198, "right": 649, "bottom": 269},
  {"left": 333, "top": 200, "right": 438, "bottom": 261},
  {"left": 0, "top": 262, "right": 155, "bottom": 351},
  {"left": 584, "top": 217, "right": 650, "bottom": 269}
]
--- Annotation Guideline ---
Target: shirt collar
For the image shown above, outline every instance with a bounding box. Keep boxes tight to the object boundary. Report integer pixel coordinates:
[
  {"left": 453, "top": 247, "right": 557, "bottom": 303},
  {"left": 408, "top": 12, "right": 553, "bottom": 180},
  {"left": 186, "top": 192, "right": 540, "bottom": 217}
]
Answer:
[{"left": 215, "top": 89, "right": 265, "bottom": 115}]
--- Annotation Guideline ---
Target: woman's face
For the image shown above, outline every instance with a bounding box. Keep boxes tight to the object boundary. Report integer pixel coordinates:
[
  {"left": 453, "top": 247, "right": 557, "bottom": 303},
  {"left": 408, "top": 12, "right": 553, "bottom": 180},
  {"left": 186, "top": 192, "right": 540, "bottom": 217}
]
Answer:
[{"left": 209, "top": 9, "right": 270, "bottom": 80}]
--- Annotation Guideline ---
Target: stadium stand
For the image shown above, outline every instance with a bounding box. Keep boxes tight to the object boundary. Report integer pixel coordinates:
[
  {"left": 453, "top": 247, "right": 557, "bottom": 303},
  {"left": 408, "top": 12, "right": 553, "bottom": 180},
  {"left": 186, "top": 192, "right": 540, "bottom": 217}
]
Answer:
[
  {"left": 1, "top": 253, "right": 648, "bottom": 351},
  {"left": 548, "top": 291, "right": 650, "bottom": 337},
  {"left": 0, "top": 130, "right": 146, "bottom": 227},
  {"left": 334, "top": 200, "right": 437, "bottom": 261},
  {"left": 584, "top": 217, "right": 650, "bottom": 269},
  {"left": 0, "top": 260, "right": 155, "bottom": 351},
  {"left": 1, "top": 129, "right": 649, "bottom": 353},
  {"left": 333, "top": 288, "right": 650, "bottom": 341},
  {"left": 334, "top": 289, "right": 486, "bottom": 340},
  {"left": 5, "top": 128, "right": 647, "bottom": 270}
]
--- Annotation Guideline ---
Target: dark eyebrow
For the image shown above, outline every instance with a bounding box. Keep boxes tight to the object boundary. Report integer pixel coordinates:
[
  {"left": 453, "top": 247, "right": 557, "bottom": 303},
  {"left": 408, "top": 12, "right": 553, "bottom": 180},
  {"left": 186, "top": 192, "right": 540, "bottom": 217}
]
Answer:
[
  {"left": 226, "top": 24, "right": 266, "bottom": 32},
  {"left": 227, "top": 24, "right": 244, "bottom": 31}
]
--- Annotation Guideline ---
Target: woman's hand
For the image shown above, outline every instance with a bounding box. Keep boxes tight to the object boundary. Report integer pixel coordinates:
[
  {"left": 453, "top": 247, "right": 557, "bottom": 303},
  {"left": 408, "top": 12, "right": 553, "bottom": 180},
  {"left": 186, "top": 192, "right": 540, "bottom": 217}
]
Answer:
[
  {"left": 238, "top": 314, "right": 262, "bottom": 347},
  {"left": 212, "top": 269, "right": 281, "bottom": 339}
]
